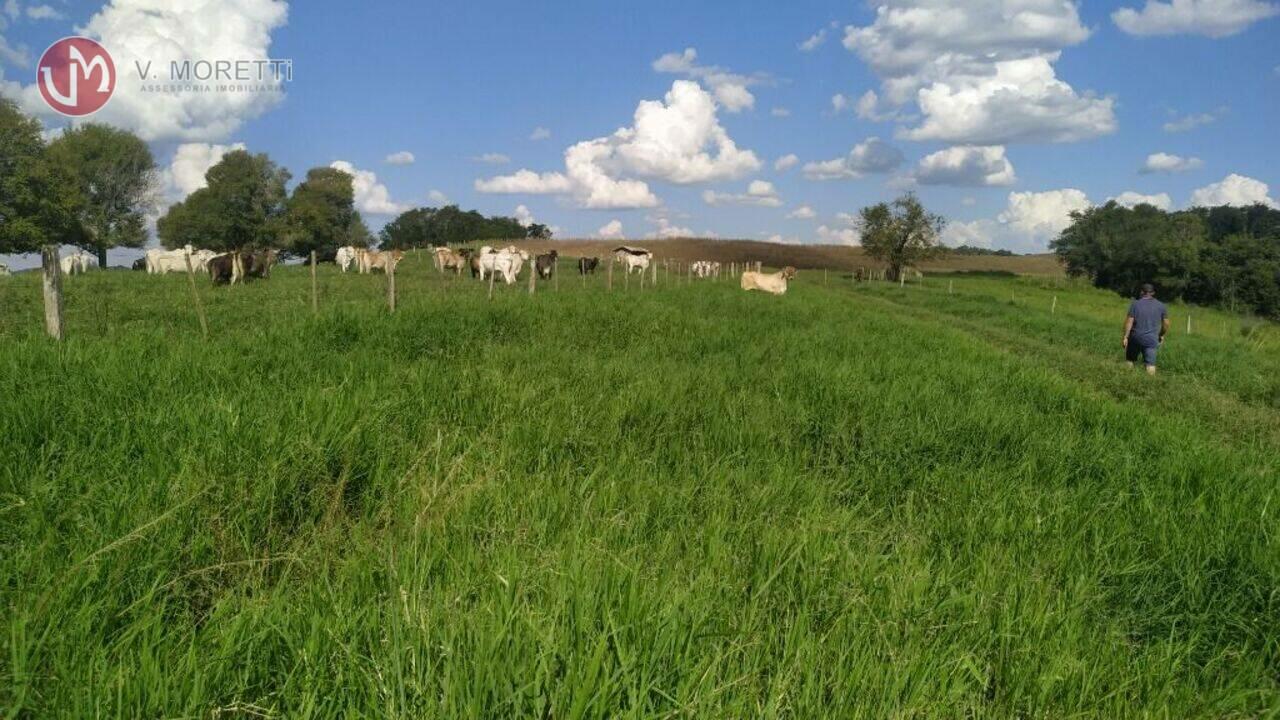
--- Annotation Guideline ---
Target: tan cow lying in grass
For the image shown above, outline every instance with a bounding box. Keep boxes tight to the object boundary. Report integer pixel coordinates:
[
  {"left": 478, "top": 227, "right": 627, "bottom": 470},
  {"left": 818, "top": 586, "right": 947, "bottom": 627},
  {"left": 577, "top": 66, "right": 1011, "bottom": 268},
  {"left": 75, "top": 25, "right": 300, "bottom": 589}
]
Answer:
[{"left": 741, "top": 266, "right": 797, "bottom": 295}]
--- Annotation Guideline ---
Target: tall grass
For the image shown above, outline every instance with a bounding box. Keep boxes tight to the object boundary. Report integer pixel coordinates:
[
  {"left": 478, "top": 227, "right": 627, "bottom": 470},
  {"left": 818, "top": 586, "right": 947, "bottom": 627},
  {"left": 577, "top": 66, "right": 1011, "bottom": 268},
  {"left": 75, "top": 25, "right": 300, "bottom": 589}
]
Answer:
[{"left": 1, "top": 259, "right": 1277, "bottom": 717}]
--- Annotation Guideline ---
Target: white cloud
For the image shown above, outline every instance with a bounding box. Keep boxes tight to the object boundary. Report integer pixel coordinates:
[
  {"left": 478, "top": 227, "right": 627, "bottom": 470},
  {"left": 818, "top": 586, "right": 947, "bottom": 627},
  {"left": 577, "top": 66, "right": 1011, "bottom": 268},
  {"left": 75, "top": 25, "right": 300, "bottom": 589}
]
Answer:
[
  {"left": 844, "top": 0, "right": 1115, "bottom": 145},
  {"left": 25, "top": 4, "right": 61, "bottom": 19},
  {"left": 774, "top": 153, "right": 799, "bottom": 172},
  {"left": 598, "top": 219, "right": 624, "bottom": 239},
  {"left": 514, "top": 204, "right": 536, "bottom": 227},
  {"left": 330, "top": 161, "right": 409, "bottom": 216},
  {"left": 854, "top": 90, "right": 899, "bottom": 122},
  {"left": 802, "top": 137, "right": 903, "bottom": 180},
  {"left": 5, "top": 0, "right": 290, "bottom": 141},
  {"left": 999, "top": 189, "right": 1091, "bottom": 240},
  {"left": 831, "top": 93, "right": 849, "bottom": 113},
  {"left": 799, "top": 28, "right": 828, "bottom": 51},
  {"left": 1190, "top": 174, "right": 1277, "bottom": 208},
  {"left": 786, "top": 205, "right": 817, "bottom": 219},
  {"left": 0, "top": 31, "right": 26, "bottom": 66},
  {"left": 385, "top": 151, "right": 415, "bottom": 166},
  {"left": 1163, "top": 109, "right": 1225, "bottom": 132},
  {"left": 653, "top": 48, "right": 768, "bottom": 113},
  {"left": 1110, "top": 191, "right": 1173, "bottom": 210},
  {"left": 915, "top": 145, "right": 1017, "bottom": 186},
  {"left": 648, "top": 216, "right": 694, "bottom": 239},
  {"left": 1140, "top": 152, "right": 1203, "bottom": 173},
  {"left": 771, "top": 106, "right": 791, "bottom": 117},
  {"left": 817, "top": 225, "right": 861, "bottom": 245},
  {"left": 473, "top": 153, "right": 511, "bottom": 165},
  {"left": 427, "top": 189, "right": 449, "bottom": 205},
  {"left": 941, "top": 220, "right": 993, "bottom": 248},
  {"left": 529, "top": 126, "right": 551, "bottom": 141},
  {"left": 2, "top": 0, "right": 17, "bottom": 20},
  {"left": 703, "top": 179, "right": 783, "bottom": 207},
  {"left": 767, "top": 234, "right": 802, "bottom": 244},
  {"left": 835, "top": 212, "right": 859, "bottom": 226},
  {"left": 477, "top": 81, "right": 759, "bottom": 209},
  {"left": 961, "top": 196, "right": 977, "bottom": 206},
  {"left": 1113, "top": 0, "right": 1279, "bottom": 37},
  {"left": 159, "top": 142, "right": 246, "bottom": 204}
]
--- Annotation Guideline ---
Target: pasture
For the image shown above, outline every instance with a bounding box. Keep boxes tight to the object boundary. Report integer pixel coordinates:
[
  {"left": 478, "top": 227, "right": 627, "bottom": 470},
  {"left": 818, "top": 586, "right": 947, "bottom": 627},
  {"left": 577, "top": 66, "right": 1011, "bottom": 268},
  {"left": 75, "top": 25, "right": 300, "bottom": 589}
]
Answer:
[{"left": 2, "top": 255, "right": 1278, "bottom": 718}]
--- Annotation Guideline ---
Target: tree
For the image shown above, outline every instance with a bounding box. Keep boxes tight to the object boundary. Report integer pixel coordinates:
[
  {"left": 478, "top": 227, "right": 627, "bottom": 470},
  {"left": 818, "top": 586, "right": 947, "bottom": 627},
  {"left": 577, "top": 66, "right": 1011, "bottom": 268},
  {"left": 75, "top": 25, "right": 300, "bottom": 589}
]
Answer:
[
  {"left": 157, "top": 149, "right": 289, "bottom": 252},
  {"left": 1053, "top": 202, "right": 1204, "bottom": 299},
  {"left": 46, "top": 124, "right": 156, "bottom": 267},
  {"left": 858, "top": 193, "right": 945, "bottom": 280},
  {"left": 0, "top": 98, "right": 83, "bottom": 254},
  {"left": 379, "top": 205, "right": 526, "bottom": 249},
  {"left": 347, "top": 212, "right": 373, "bottom": 248},
  {"left": 526, "top": 223, "right": 552, "bottom": 240},
  {"left": 278, "top": 166, "right": 355, "bottom": 259}
]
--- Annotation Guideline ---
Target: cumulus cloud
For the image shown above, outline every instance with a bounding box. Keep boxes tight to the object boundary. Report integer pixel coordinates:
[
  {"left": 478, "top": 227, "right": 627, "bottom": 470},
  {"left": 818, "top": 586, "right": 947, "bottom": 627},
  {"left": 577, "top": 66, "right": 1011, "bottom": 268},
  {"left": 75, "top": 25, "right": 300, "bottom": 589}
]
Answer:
[
  {"left": 1110, "top": 191, "right": 1173, "bottom": 210},
  {"left": 831, "top": 93, "right": 850, "bottom": 113},
  {"left": 514, "top": 204, "right": 536, "bottom": 227},
  {"left": 648, "top": 216, "right": 694, "bottom": 239},
  {"left": 427, "top": 189, "right": 449, "bottom": 205},
  {"left": 25, "top": 4, "right": 61, "bottom": 19},
  {"left": 915, "top": 145, "right": 1017, "bottom": 186},
  {"left": 817, "top": 225, "right": 861, "bottom": 245},
  {"left": 1190, "top": 174, "right": 1277, "bottom": 208},
  {"left": 774, "top": 153, "right": 799, "bottom": 172},
  {"left": 472, "top": 153, "right": 511, "bottom": 165},
  {"left": 159, "top": 142, "right": 246, "bottom": 204},
  {"left": 529, "top": 126, "right": 551, "bottom": 141},
  {"left": 4, "top": 0, "right": 290, "bottom": 142},
  {"left": 652, "top": 47, "right": 768, "bottom": 113},
  {"left": 385, "top": 151, "right": 415, "bottom": 166},
  {"left": 476, "top": 81, "right": 759, "bottom": 209},
  {"left": 854, "top": 89, "right": 901, "bottom": 122},
  {"left": 703, "top": 179, "right": 783, "bottom": 207},
  {"left": 1140, "top": 152, "right": 1203, "bottom": 173},
  {"left": 799, "top": 27, "right": 828, "bottom": 51},
  {"left": 843, "top": 0, "right": 1115, "bottom": 145},
  {"left": 330, "top": 161, "right": 409, "bottom": 215},
  {"left": 771, "top": 106, "right": 791, "bottom": 117},
  {"left": 1113, "top": 0, "right": 1279, "bottom": 37},
  {"left": 0, "top": 31, "right": 27, "bottom": 67},
  {"left": 943, "top": 188, "right": 1092, "bottom": 252},
  {"left": 802, "top": 138, "right": 903, "bottom": 180},
  {"left": 1163, "top": 108, "right": 1225, "bottom": 132},
  {"left": 597, "top": 219, "right": 624, "bottom": 239},
  {"left": 767, "top": 234, "right": 803, "bottom": 244},
  {"left": 786, "top": 205, "right": 817, "bottom": 219}
]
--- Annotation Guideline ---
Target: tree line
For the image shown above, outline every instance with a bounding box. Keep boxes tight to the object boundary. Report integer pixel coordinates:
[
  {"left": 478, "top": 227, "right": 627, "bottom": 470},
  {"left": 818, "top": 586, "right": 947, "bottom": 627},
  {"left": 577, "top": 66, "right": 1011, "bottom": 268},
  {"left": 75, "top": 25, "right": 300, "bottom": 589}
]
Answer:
[
  {"left": 2, "top": 98, "right": 548, "bottom": 267},
  {"left": 1053, "top": 202, "right": 1280, "bottom": 318}
]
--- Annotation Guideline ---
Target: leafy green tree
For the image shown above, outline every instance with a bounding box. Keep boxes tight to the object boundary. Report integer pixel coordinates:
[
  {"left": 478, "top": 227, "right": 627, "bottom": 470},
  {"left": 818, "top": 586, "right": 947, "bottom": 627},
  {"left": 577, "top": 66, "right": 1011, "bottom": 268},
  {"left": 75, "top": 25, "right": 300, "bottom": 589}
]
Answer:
[
  {"left": 46, "top": 124, "right": 156, "bottom": 267},
  {"left": 379, "top": 205, "right": 526, "bottom": 249},
  {"left": 525, "top": 223, "right": 552, "bottom": 240},
  {"left": 1053, "top": 202, "right": 1204, "bottom": 298},
  {"left": 858, "top": 193, "right": 945, "bottom": 281},
  {"left": 347, "top": 211, "right": 373, "bottom": 248},
  {"left": 0, "top": 98, "right": 83, "bottom": 254},
  {"left": 278, "top": 166, "right": 355, "bottom": 259},
  {"left": 157, "top": 149, "right": 289, "bottom": 252}
]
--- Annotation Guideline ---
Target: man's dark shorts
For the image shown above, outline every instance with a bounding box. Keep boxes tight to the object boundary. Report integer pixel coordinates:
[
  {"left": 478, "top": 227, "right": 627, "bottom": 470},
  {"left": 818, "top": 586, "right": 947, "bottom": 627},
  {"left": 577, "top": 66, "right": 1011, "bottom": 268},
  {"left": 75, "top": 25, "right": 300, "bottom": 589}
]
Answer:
[{"left": 1126, "top": 336, "right": 1158, "bottom": 366}]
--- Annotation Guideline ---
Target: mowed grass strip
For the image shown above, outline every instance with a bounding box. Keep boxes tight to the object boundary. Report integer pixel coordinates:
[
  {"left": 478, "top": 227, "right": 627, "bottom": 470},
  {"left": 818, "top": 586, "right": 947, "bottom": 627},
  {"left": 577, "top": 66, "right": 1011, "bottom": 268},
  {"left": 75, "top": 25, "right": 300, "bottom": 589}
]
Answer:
[{"left": 1, "top": 262, "right": 1277, "bottom": 717}]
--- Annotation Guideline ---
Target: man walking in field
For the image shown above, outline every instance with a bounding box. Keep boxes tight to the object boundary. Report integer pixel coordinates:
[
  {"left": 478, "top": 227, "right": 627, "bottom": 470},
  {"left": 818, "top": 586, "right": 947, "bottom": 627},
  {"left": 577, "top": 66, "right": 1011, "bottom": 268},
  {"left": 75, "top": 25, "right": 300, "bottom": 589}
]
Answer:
[{"left": 1123, "top": 283, "right": 1170, "bottom": 375}]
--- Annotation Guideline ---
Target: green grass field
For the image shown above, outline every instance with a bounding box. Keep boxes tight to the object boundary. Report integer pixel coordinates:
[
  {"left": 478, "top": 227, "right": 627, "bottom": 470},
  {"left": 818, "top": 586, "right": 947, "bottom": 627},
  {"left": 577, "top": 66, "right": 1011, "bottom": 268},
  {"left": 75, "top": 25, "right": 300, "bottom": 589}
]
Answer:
[{"left": 2, "top": 257, "right": 1278, "bottom": 718}]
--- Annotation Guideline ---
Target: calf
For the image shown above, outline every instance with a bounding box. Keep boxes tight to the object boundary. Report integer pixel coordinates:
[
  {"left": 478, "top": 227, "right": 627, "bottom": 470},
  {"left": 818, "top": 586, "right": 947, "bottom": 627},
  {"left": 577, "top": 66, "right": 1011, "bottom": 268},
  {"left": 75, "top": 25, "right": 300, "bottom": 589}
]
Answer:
[
  {"left": 741, "top": 266, "right": 797, "bottom": 295},
  {"left": 578, "top": 256, "right": 599, "bottom": 275},
  {"left": 535, "top": 250, "right": 558, "bottom": 279}
]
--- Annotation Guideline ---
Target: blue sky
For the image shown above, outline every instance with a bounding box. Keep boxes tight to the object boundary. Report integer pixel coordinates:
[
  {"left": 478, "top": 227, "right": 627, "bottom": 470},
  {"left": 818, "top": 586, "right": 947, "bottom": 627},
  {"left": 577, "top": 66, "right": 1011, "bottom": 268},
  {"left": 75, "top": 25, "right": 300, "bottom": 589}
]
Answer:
[{"left": 1, "top": 0, "right": 1277, "bottom": 255}]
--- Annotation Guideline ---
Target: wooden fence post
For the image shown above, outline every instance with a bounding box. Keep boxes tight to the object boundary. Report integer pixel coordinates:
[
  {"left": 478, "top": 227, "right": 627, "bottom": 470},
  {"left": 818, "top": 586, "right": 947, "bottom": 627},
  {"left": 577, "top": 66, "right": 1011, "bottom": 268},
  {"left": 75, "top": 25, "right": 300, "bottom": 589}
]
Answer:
[
  {"left": 1186, "top": 314, "right": 1191, "bottom": 335},
  {"left": 310, "top": 250, "right": 318, "bottom": 315},
  {"left": 607, "top": 258, "right": 613, "bottom": 292},
  {"left": 554, "top": 262, "right": 559, "bottom": 292},
  {"left": 41, "top": 246, "right": 64, "bottom": 341},
  {"left": 651, "top": 259, "right": 657, "bottom": 287},
  {"left": 488, "top": 266, "right": 496, "bottom": 300},
  {"left": 528, "top": 263, "right": 537, "bottom": 295},
  {"left": 388, "top": 262, "right": 397, "bottom": 313},
  {"left": 1051, "top": 295, "right": 1058, "bottom": 314},
  {"left": 948, "top": 279, "right": 954, "bottom": 295},
  {"left": 183, "top": 254, "right": 209, "bottom": 339},
  {"left": 824, "top": 268, "right": 828, "bottom": 285}
]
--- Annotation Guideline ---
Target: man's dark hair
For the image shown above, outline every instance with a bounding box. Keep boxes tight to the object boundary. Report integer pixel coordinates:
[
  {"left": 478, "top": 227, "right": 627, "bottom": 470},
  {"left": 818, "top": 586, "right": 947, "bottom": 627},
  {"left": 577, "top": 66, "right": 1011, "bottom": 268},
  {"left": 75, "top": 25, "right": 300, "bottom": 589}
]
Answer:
[{"left": 1141, "top": 283, "right": 1155, "bottom": 296}]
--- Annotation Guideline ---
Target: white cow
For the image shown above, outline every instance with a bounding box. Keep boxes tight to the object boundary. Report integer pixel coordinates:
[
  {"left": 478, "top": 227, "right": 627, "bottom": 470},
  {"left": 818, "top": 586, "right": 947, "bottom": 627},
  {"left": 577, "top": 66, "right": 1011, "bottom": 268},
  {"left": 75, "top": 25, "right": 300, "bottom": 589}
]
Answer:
[
  {"left": 60, "top": 251, "right": 97, "bottom": 275},
  {"left": 741, "top": 266, "right": 797, "bottom": 295},
  {"left": 614, "top": 246, "right": 652, "bottom": 275},
  {"left": 145, "top": 245, "right": 196, "bottom": 275},
  {"left": 477, "top": 245, "right": 530, "bottom": 284},
  {"left": 336, "top": 246, "right": 358, "bottom": 273},
  {"left": 691, "top": 260, "right": 721, "bottom": 279}
]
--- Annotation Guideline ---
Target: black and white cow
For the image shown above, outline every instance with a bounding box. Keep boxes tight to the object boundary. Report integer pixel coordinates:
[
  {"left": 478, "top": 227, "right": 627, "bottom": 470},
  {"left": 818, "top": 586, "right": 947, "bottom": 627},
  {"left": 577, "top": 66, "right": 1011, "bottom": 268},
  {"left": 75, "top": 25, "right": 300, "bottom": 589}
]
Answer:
[
  {"left": 535, "top": 250, "right": 558, "bottom": 279},
  {"left": 578, "top": 257, "right": 600, "bottom": 275}
]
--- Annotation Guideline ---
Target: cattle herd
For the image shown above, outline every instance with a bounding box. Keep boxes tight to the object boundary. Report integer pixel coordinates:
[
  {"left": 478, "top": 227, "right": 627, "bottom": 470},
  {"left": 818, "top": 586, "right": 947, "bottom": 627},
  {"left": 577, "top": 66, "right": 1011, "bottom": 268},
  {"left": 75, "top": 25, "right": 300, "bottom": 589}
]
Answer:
[{"left": 10, "top": 243, "right": 799, "bottom": 296}]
